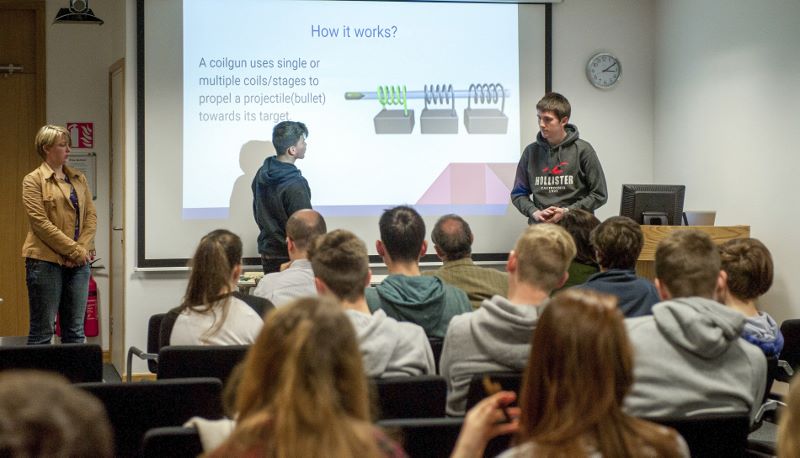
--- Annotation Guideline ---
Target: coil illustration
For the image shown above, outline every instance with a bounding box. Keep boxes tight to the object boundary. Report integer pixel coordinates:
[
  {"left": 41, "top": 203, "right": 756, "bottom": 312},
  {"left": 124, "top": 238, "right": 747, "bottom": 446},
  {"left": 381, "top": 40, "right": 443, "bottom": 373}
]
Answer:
[
  {"left": 467, "top": 83, "right": 505, "bottom": 113},
  {"left": 377, "top": 85, "right": 408, "bottom": 116},
  {"left": 424, "top": 83, "right": 455, "bottom": 110}
]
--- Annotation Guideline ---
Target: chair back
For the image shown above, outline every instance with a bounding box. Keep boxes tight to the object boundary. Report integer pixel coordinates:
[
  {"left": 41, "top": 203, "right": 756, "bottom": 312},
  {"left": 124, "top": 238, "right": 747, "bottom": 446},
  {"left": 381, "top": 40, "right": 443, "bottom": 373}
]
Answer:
[
  {"left": 645, "top": 413, "right": 750, "bottom": 457},
  {"left": 464, "top": 371, "right": 522, "bottom": 411},
  {"left": 77, "top": 377, "right": 223, "bottom": 458},
  {"left": 157, "top": 345, "right": 250, "bottom": 385},
  {"left": 377, "top": 417, "right": 512, "bottom": 458},
  {"left": 0, "top": 343, "right": 102, "bottom": 383},
  {"left": 765, "top": 355, "right": 778, "bottom": 403},
  {"left": 780, "top": 319, "right": 800, "bottom": 372},
  {"left": 371, "top": 375, "right": 447, "bottom": 419},
  {"left": 428, "top": 337, "right": 443, "bottom": 372},
  {"left": 141, "top": 426, "right": 203, "bottom": 458},
  {"left": 378, "top": 417, "right": 463, "bottom": 458}
]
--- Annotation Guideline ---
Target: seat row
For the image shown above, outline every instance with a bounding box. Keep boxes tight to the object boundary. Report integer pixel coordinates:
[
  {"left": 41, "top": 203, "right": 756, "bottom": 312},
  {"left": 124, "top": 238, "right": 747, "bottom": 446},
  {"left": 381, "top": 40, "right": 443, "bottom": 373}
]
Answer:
[
  {"left": 0, "top": 344, "right": 765, "bottom": 457},
  {"left": 126, "top": 312, "right": 447, "bottom": 379},
  {"left": 142, "top": 413, "right": 752, "bottom": 458}
]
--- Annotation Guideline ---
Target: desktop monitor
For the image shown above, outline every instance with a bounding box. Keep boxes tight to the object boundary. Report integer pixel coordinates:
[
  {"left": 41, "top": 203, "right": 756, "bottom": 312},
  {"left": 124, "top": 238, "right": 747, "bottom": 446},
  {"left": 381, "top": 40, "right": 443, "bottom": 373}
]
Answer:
[{"left": 619, "top": 184, "right": 686, "bottom": 226}]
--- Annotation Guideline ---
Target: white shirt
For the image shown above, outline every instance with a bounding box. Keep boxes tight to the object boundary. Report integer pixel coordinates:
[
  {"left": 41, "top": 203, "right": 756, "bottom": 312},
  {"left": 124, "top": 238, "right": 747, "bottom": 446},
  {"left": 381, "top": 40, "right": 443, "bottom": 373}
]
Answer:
[
  {"left": 252, "top": 258, "right": 316, "bottom": 307},
  {"left": 170, "top": 297, "right": 263, "bottom": 345}
]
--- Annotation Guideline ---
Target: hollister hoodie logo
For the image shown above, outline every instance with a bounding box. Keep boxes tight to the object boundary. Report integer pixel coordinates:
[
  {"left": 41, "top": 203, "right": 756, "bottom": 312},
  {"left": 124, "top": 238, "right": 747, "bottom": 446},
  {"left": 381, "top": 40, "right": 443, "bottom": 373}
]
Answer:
[
  {"left": 536, "top": 161, "right": 574, "bottom": 189},
  {"left": 542, "top": 162, "right": 569, "bottom": 175}
]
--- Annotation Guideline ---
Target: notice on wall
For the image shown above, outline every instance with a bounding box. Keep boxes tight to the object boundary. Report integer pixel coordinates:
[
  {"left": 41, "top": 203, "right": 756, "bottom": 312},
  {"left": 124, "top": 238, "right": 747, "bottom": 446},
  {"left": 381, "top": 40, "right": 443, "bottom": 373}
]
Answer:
[{"left": 69, "top": 152, "right": 97, "bottom": 200}]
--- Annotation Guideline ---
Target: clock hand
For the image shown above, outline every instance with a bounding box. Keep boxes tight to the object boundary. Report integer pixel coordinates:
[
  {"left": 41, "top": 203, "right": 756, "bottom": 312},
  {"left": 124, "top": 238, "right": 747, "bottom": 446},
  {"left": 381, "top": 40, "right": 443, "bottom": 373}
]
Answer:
[{"left": 602, "top": 62, "right": 618, "bottom": 73}]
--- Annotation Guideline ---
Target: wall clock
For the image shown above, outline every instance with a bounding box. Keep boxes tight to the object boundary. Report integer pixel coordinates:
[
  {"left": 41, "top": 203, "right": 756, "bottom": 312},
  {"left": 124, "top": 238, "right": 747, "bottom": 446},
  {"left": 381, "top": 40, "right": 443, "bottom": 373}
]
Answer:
[{"left": 586, "top": 52, "right": 621, "bottom": 89}]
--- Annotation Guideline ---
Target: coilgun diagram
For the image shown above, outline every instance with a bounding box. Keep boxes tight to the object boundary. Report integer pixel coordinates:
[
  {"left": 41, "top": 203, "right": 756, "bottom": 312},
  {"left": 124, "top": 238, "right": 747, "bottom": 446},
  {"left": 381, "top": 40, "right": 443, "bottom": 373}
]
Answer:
[{"left": 344, "top": 83, "right": 509, "bottom": 134}]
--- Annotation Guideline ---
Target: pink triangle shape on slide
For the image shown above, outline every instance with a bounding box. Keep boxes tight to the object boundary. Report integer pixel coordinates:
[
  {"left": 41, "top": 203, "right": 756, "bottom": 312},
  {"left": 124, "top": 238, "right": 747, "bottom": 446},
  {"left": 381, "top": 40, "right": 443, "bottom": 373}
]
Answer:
[
  {"left": 487, "top": 163, "right": 518, "bottom": 189},
  {"left": 416, "top": 167, "right": 452, "bottom": 204},
  {"left": 485, "top": 165, "right": 511, "bottom": 204},
  {"left": 451, "top": 164, "right": 485, "bottom": 204}
]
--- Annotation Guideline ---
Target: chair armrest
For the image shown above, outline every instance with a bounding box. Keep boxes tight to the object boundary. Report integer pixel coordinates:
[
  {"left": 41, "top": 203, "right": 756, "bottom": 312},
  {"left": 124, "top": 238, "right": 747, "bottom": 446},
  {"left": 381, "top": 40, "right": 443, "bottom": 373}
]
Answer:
[
  {"left": 753, "top": 399, "right": 787, "bottom": 426},
  {"left": 776, "top": 360, "right": 794, "bottom": 383},
  {"left": 126, "top": 346, "right": 159, "bottom": 382}
]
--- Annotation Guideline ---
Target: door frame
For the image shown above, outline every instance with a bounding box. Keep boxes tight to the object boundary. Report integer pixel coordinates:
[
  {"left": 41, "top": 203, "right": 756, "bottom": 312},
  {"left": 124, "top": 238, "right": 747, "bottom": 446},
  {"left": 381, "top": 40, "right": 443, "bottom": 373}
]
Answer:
[{"left": 108, "top": 58, "right": 125, "bottom": 369}]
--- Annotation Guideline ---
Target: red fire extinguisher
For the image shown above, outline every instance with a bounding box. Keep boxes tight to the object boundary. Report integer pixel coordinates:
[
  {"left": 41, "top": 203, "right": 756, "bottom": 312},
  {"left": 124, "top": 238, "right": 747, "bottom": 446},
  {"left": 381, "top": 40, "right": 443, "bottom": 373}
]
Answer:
[
  {"left": 55, "top": 274, "right": 99, "bottom": 338},
  {"left": 85, "top": 274, "right": 99, "bottom": 337}
]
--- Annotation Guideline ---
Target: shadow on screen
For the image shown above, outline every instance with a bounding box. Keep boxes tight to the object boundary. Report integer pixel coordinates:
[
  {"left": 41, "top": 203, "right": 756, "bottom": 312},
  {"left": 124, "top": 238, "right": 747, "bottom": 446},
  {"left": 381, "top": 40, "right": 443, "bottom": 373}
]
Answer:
[{"left": 228, "top": 140, "right": 276, "bottom": 227}]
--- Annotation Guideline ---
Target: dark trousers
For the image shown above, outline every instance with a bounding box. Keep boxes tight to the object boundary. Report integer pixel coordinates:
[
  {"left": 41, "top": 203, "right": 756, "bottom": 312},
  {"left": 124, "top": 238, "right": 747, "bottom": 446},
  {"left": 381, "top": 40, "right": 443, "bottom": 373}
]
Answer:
[{"left": 260, "top": 255, "right": 289, "bottom": 274}]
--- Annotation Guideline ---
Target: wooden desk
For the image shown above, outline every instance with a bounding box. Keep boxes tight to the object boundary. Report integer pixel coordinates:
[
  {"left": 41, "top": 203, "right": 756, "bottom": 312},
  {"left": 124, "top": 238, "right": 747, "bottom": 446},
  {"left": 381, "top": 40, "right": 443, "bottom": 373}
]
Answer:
[{"left": 636, "top": 225, "right": 750, "bottom": 280}]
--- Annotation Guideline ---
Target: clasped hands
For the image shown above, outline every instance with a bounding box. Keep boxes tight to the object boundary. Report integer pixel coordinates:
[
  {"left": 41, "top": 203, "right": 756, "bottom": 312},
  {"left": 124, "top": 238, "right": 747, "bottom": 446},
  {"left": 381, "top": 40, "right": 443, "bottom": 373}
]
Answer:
[
  {"left": 532, "top": 206, "right": 568, "bottom": 224},
  {"left": 64, "top": 250, "right": 95, "bottom": 268}
]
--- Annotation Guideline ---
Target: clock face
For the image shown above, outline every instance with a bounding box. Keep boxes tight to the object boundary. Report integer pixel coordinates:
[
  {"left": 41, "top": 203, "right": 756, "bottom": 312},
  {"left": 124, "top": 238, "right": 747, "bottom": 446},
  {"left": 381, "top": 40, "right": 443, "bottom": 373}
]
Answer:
[{"left": 586, "top": 53, "right": 621, "bottom": 89}]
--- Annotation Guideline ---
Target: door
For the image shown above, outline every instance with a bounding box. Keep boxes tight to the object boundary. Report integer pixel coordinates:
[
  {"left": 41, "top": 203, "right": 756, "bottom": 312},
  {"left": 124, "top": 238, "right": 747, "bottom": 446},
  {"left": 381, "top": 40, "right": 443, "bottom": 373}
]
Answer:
[
  {"left": 109, "top": 58, "right": 126, "bottom": 369},
  {"left": 0, "top": 1, "right": 45, "bottom": 336}
]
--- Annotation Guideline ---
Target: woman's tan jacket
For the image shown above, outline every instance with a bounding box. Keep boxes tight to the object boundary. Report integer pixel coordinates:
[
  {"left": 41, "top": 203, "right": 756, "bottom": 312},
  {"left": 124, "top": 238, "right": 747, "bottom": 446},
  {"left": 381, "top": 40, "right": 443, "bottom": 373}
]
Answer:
[{"left": 21, "top": 162, "right": 97, "bottom": 265}]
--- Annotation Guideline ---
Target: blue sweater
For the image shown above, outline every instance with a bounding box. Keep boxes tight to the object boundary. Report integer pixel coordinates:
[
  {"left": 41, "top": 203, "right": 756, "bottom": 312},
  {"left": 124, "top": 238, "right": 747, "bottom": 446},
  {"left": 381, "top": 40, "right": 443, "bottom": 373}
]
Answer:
[{"left": 576, "top": 269, "right": 659, "bottom": 317}]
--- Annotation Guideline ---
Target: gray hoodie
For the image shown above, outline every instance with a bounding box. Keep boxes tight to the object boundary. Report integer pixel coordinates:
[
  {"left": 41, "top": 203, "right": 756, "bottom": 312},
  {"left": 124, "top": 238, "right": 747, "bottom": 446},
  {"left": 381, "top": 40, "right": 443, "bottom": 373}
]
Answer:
[
  {"left": 439, "top": 295, "right": 544, "bottom": 416},
  {"left": 624, "top": 297, "right": 767, "bottom": 422},
  {"left": 511, "top": 124, "right": 608, "bottom": 223},
  {"left": 346, "top": 309, "right": 435, "bottom": 378}
]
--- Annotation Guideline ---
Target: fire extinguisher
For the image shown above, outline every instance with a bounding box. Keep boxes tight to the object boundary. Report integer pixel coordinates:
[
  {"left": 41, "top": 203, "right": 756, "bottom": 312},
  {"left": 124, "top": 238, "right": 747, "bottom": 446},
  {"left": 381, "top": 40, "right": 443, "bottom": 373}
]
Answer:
[
  {"left": 85, "top": 274, "right": 99, "bottom": 337},
  {"left": 55, "top": 273, "right": 99, "bottom": 338}
]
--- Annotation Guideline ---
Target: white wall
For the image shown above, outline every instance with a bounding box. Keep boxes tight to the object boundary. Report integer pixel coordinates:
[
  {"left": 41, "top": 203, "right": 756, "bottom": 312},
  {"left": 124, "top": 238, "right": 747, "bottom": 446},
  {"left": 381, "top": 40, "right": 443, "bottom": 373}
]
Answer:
[
  {"left": 46, "top": 0, "right": 123, "bottom": 350},
  {"left": 122, "top": 0, "right": 192, "bottom": 373},
  {"left": 653, "top": 0, "right": 800, "bottom": 323},
  {"left": 552, "top": 0, "right": 656, "bottom": 221}
]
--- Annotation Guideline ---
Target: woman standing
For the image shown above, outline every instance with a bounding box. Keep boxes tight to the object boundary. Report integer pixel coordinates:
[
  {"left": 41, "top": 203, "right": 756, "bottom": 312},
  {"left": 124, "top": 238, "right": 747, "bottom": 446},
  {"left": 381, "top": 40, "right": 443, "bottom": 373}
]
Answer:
[{"left": 22, "top": 125, "right": 96, "bottom": 344}]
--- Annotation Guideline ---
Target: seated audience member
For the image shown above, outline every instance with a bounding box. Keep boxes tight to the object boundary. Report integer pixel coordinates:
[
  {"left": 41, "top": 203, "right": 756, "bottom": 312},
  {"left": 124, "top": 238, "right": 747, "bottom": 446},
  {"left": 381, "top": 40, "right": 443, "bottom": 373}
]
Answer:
[
  {"left": 253, "top": 209, "right": 327, "bottom": 307},
  {"left": 366, "top": 206, "right": 471, "bottom": 338},
  {"left": 577, "top": 216, "right": 659, "bottom": 317},
  {"left": 451, "top": 290, "right": 688, "bottom": 458},
  {"left": 440, "top": 224, "right": 576, "bottom": 416},
  {"left": 162, "top": 229, "right": 271, "bottom": 346},
  {"left": 208, "top": 297, "right": 405, "bottom": 458},
  {"left": 624, "top": 230, "right": 767, "bottom": 422},
  {"left": 422, "top": 214, "right": 508, "bottom": 309},
  {"left": 0, "top": 370, "right": 113, "bottom": 458},
  {"left": 309, "top": 229, "right": 435, "bottom": 377},
  {"left": 556, "top": 208, "right": 600, "bottom": 290},
  {"left": 718, "top": 238, "right": 784, "bottom": 356},
  {"left": 778, "top": 376, "right": 800, "bottom": 458}
]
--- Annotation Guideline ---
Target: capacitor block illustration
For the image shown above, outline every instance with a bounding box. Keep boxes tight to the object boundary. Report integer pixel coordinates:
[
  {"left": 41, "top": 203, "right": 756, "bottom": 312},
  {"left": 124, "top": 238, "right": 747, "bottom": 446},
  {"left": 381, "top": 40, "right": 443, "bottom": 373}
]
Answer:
[
  {"left": 421, "top": 84, "right": 458, "bottom": 134},
  {"left": 374, "top": 108, "right": 416, "bottom": 134},
  {"left": 463, "top": 84, "right": 508, "bottom": 134},
  {"left": 345, "top": 83, "right": 509, "bottom": 135}
]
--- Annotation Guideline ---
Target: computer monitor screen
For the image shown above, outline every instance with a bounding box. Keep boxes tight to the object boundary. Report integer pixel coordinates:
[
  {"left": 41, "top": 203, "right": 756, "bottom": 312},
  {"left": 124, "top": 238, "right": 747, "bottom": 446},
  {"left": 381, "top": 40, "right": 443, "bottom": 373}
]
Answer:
[{"left": 619, "top": 184, "right": 686, "bottom": 226}]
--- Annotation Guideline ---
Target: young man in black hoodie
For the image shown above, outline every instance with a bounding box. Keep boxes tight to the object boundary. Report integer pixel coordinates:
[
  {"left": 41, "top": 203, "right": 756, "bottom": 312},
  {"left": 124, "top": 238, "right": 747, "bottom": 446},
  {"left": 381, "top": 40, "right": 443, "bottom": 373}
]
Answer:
[
  {"left": 252, "top": 121, "right": 312, "bottom": 273},
  {"left": 511, "top": 92, "right": 608, "bottom": 224}
]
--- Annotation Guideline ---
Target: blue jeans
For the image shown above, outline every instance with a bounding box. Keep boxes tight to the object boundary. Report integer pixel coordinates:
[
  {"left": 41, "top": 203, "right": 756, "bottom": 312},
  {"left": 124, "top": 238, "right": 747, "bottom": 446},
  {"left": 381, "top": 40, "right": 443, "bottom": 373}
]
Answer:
[{"left": 25, "top": 258, "right": 90, "bottom": 345}]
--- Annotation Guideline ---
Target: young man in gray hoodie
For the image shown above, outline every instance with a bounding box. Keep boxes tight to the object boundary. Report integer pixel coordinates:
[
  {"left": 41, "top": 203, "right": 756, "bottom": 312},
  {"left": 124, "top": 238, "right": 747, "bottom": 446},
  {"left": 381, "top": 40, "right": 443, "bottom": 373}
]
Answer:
[
  {"left": 624, "top": 230, "right": 767, "bottom": 423},
  {"left": 439, "top": 223, "right": 576, "bottom": 416},
  {"left": 510, "top": 92, "right": 608, "bottom": 224},
  {"left": 309, "top": 229, "right": 435, "bottom": 378},
  {"left": 365, "top": 206, "right": 472, "bottom": 339}
]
